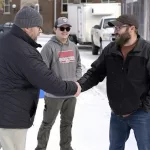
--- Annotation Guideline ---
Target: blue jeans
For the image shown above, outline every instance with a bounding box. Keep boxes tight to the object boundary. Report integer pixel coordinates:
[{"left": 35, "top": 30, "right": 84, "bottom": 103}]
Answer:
[{"left": 109, "top": 109, "right": 150, "bottom": 150}]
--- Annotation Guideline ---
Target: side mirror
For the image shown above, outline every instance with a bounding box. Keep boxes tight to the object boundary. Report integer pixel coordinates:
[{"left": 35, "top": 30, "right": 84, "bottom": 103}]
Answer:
[{"left": 94, "top": 25, "right": 100, "bottom": 29}]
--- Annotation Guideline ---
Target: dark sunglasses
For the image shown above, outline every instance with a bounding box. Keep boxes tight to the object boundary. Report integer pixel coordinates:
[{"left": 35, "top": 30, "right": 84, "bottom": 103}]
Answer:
[{"left": 59, "top": 27, "right": 71, "bottom": 32}]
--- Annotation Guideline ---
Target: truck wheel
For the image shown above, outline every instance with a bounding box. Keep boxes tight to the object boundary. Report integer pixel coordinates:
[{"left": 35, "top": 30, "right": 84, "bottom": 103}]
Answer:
[
  {"left": 92, "top": 44, "right": 99, "bottom": 55},
  {"left": 91, "top": 35, "right": 99, "bottom": 55},
  {"left": 99, "top": 41, "right": 103, "bottom": 55}
]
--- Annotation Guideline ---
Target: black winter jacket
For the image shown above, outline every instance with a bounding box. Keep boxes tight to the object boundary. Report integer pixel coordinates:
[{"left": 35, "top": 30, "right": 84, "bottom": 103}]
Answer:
[
  {"left": 0, "top": 25, "right": 77, "bottom": 128},
  {"left": 78, "top": 37, "right": 150, "bottom": 115}
]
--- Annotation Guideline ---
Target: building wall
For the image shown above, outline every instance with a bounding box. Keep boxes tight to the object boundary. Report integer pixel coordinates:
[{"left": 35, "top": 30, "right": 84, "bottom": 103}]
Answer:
[
  {"left": 39, "top": 0, "right": 54, "bottom": 34},
  {"left": 121, "top": 0, "right": 150, "bottom": 41},
  {"left": 0, "top": 0, "right": 121, "bottom": 34},
  {"left": 0, "top": 0, "right": 20, "bottom": 24}
]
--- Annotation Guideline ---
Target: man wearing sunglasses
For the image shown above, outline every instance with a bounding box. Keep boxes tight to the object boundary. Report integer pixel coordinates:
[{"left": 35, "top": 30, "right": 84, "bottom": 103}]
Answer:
[
  {"left": 35, "top": 17, "right": 82, "bottom": 150},
  {"left": 78, "top": 14, "right": 150, "bottom": 150}
]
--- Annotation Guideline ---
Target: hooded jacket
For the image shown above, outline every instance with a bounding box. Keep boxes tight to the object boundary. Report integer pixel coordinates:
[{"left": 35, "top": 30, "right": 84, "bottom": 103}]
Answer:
[{"left": 41, "top": 36, "right": 82, "bottom": 98}]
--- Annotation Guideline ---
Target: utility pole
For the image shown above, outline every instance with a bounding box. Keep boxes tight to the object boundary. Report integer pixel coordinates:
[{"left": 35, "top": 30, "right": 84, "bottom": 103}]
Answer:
[
  {"left": 144, "top": 0, "right": 148, "bottom": 40},
  {"left": 54, "top": 0, "right": 57, "bottom": 24}
]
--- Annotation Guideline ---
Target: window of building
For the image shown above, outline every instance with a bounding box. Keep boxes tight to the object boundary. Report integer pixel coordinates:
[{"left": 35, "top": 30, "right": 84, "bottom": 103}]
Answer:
[
  {"left": 101, "top": 0, "right": 119, "bottom": 2},
  {"left": 61, "top": 0, "right": 68, "bottom": 13},
  {"left": 3, "top": 0, "right": 10, "bottom": 14},
  {"left": 61, "top": 0, "right": 88, "bottom": 13},
  {"left": 68, "top": 0, "right": 74, "bottom": 2},
  {"left": 0, "top": 0, "right": 3, "bottom": 11}
]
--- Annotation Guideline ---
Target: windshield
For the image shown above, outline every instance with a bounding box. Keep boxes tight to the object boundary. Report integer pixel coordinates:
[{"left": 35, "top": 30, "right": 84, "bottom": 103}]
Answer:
[{"left": 103, "top": 18, "right": 116, "bottom": 28}]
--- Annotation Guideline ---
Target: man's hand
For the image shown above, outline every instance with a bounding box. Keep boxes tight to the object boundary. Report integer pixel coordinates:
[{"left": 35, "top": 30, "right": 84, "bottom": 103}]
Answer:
[{"left": 74, "top": 82, "right": 81, "bottom": 97}]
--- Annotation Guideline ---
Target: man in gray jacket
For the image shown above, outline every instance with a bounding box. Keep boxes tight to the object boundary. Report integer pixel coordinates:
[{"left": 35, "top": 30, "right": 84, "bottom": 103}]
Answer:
[{"left": 35, "top": 17, "right": 82, "bottom": 150}]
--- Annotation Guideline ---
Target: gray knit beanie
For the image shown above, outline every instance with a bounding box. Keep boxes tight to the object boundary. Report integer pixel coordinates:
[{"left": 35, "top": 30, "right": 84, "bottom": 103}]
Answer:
[{"left": 14, "top": 6, "right": 43, "bottom": 28}]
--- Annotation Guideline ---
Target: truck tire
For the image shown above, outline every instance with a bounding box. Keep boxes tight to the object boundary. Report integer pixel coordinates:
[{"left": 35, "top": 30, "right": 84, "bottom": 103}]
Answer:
[
  {"left": 99, "top": 39, "right": 103, "bottom": 55},
  {"left": 91, "top": 35, "right": 99, "bottom": 55},
  {"left": 92, "top": 44, "right": 99, "bottom": 55}
]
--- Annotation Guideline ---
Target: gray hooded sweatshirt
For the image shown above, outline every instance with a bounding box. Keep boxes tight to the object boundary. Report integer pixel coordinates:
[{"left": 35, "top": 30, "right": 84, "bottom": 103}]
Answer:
[{"left": 41, "top": 36, "right": 82, "bottom": 98}]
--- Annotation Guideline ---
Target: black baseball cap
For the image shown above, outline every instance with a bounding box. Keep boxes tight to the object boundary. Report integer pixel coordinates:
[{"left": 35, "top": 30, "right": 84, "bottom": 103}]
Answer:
[{"left": 108, "top": 14, "right": 138, "bottom": 29}]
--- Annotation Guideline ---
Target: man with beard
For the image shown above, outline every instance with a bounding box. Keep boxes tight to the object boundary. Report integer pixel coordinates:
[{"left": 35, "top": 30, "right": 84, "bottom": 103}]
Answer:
[{"left": 77, "top": 14, "right": 150, "bottom": 150}]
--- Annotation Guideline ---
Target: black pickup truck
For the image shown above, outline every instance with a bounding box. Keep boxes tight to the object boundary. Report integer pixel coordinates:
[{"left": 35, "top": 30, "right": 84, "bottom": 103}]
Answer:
[{"left": 0, "top": 22, "right": 13, "bottom": 34}]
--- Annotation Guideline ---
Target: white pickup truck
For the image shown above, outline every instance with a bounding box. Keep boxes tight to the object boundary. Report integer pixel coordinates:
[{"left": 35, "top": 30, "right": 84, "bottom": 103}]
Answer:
[
  {"left": 68, "top": 3, "right": 121, "bottom": 46},
  {"left": 91, "top": 16, "right": 116, "bottom": 55}
]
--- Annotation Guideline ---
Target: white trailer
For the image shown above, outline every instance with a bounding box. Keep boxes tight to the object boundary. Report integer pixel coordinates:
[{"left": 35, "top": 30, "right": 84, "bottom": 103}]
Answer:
[{"left": 68, "top": 3, "right": 121, "bottom": 45}]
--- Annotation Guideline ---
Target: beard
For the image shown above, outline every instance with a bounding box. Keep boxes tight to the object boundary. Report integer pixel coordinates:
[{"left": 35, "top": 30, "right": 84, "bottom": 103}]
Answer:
[{"left": 115, "top": 29, "right": 131, "bottom": 47}]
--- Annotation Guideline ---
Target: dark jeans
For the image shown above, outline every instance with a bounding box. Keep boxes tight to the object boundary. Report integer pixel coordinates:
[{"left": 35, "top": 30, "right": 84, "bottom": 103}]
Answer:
[
  {"left": 109, "top": 109, "right": 150, "bottom": 150},
  {"left": 35, "top": 96, "right": 76, "bottom": 150}
]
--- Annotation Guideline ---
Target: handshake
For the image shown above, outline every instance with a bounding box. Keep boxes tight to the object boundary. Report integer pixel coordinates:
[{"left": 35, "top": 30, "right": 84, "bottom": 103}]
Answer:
[{"left": 74, "top": 82, "right": 81, "bottom": 97}]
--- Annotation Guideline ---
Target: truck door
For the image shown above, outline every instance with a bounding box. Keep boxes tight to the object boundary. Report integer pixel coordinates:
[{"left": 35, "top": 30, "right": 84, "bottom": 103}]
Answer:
[{"left": 77, "top": 6, "right": 84, "bottom": 42}]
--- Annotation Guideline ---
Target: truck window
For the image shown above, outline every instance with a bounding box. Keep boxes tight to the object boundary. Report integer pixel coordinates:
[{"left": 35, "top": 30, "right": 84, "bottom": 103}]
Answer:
[{"left": 103, "top": 18, "right": 116, "bottom": 28}]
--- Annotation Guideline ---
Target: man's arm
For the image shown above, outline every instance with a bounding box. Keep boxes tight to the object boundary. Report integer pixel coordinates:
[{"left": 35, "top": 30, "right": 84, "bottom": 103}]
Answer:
[
  {"left": 78, "top": 47, "right": 107, "bottom": 92},
  {"left": 17, "top": 47, "right": 79, "bottom": 97}
]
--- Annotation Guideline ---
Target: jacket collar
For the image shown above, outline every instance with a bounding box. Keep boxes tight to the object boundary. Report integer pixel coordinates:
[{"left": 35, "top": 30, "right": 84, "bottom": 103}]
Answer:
[
  {"left": 131, "top": 36, "right": 145, "bottom": 52},
  {"left": 10, "top": 25, "right": 42, "bottom": 49}
]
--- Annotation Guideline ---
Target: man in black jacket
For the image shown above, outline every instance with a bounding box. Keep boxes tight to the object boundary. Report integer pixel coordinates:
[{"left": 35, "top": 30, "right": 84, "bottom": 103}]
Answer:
[
  {"left": 0, "top": 6, "right": 81, "bottom": 150},
  {"left": 78, "top": 14, "right": 150, "bottom": 150}
]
